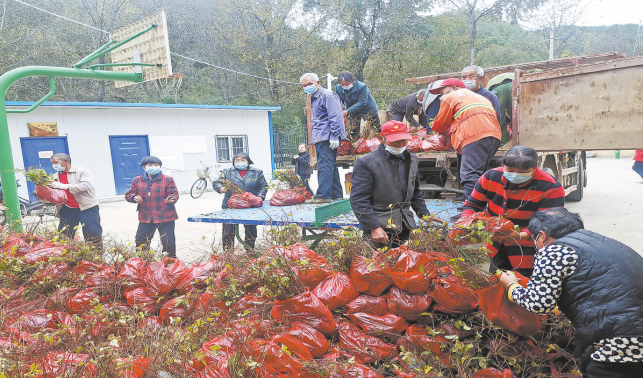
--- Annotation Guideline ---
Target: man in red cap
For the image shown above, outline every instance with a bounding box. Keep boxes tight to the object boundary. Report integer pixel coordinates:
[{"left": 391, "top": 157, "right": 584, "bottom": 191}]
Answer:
[
  {"left": 350, "top": 120, "right": 438, "bottom": 248},
  {"left": 430, "top": 78, "right": 501, "bottom": 206}
]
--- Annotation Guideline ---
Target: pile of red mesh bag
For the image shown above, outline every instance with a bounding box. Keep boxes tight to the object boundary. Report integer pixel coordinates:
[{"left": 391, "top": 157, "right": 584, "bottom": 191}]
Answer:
[
  {"left": 449, "top": 212, "right": 515, "bottom": 244},
  {"left": 337, "top": 140, "right": 352, "bottom": 156}
]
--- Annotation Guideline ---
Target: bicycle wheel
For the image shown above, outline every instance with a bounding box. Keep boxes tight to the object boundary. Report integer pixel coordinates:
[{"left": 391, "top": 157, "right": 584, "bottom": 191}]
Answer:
[
  {"left": 191, "top": 178, "right": 208, "bottom": 199},
  {"left": 0, "top": 210, "right": 6, "bottom": 226}
]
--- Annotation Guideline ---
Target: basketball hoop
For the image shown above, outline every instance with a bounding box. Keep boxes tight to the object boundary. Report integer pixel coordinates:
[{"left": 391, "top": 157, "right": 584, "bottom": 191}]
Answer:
[{"left": 152, "top": 73, "right": 183, "bottom": 103}]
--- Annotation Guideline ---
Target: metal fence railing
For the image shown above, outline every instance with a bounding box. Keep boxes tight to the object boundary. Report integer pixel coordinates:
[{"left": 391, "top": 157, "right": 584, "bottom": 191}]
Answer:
[{"left": 273, "top": 127, "right": 308, "bottom": 169}]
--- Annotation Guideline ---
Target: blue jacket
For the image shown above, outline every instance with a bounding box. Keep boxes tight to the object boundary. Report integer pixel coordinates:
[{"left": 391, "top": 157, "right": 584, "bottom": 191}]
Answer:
[
  {"left": 474, "top": 87, "right": 501, "bottom": 123},
  {"left": 335, "top": 81, "right": 378, "bottom": 116},
  {"left": 310, "top": 87, "right": 346, "bottom": 144}
]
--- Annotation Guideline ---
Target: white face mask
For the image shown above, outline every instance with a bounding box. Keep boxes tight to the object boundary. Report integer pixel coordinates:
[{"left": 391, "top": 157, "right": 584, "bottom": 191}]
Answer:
[
  {"left": 342, "top": 84, "right": 353, "bottom": 90},
  {"left": 385, "top": 145, "right": 406, "bottom": 156},
  {"left": 463, "top": 79, "right": 478, "bottom": 91}
]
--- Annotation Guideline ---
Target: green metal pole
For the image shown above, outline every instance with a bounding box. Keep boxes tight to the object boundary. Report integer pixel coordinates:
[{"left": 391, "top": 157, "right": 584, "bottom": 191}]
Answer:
[
  {"left": 615, "top": 150, "right": 620, "bottom": 159},
  {"left": 0, "top": 66, "right": 140, "bottom": 230}
]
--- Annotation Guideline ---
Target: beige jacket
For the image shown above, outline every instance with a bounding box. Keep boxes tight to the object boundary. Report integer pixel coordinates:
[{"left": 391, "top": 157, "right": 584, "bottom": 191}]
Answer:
[{"left": 54, "top": 165, "right": 99, "bottom": 211}]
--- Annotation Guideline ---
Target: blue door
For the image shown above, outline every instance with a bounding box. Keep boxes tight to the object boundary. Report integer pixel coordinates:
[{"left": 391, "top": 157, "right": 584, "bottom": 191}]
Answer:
[
  {"left": 109, "top": 135, "right": 150, "bottom": 195},
  {"left": 20, "top": 137, "right": 70, "bottom": 201}
]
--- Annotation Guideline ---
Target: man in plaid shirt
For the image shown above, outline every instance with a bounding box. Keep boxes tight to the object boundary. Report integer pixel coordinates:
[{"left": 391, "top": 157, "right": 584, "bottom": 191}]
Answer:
[{"left": 125, "top": 156, "right": 179, "bottom": 257}]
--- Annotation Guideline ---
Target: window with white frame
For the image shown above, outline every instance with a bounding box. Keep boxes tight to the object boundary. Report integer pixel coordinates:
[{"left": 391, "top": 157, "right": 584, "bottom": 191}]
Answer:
[{"left": 216, "top": 135, "right": 248, "bottom": 162}]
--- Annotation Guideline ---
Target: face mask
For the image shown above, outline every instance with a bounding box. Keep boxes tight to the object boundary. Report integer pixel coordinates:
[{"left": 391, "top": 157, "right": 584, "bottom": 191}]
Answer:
[
  {"left": 463, "top": 80, "right": 478, "bottom": 90},
  {"left": 52, "top": 164, "right": 65, "bottom": 172},
  {"left": 145, "top": 166, "right": 161, "bottom": 175},
  {"left": 235, "top": 162, "right": 248, "bottom": 171},
  {"left": 303, "top": 85, "right": 317, "bottom": 95},
  {"left": 417, "top": 99, "right": 423, "bottom": 104},
  {"left": 385, "top": 145, "right": 406, "bottom": 156},
  {"left": 503, "top": 171, "right": 533, "bottom": 184},
  {"left": 342, "top": 84, "right": 353, "bottom": 90}
]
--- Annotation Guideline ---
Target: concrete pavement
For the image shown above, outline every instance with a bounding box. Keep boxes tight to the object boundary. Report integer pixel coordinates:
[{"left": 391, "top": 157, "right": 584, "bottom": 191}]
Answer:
[{"left": 29, "top": 156, "right": 642, "bottom": 262}]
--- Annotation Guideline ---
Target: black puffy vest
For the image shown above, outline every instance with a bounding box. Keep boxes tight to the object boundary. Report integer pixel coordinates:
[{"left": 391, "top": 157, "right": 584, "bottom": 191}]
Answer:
[{"left": 555, "top": 230, "right": 643, "bottom": 354}]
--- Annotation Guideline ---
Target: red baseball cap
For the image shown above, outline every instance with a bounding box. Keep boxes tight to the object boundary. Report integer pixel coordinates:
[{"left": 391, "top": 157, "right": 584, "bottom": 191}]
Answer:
[
  {"left": 428, "top": 78, "right": 465, "bottom": 94},
  {"left": 380, "top": 120, "right": 412, "bottom": 142}
]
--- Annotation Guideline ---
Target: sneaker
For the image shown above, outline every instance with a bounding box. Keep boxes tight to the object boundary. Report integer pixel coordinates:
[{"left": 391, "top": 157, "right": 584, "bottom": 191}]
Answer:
[{"left": 305, "top": 197, "right": 331, "bottom": 204}]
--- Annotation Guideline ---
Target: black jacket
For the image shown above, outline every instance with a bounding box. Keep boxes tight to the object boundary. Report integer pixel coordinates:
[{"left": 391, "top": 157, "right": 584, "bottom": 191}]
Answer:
[
  {"left": 212, "top": 166, "right": 269, "bottom": 209},
  {"left": 349, "top": 144, "right": 429, "bottom": 231},
  {"left": 291, "top": 152, "right": 313, "bottom": 176},
  {"left": 555, "top": 230, "right": 643, "bottom": 358},
  {"left": 387, "top": 93, "right": 426, "bottom": 128}
]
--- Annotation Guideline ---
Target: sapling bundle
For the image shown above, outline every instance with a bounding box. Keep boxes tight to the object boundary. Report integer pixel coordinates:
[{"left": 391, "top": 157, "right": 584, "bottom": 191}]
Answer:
[
  {"left": 25, "top": 167, "right": 67, "bottom": 204},
  {"left": 218, "top": 175, "right": 263, "bottom": 209},
  {"left": 272, "top": 169, "right": 303, "bottom": 189},
  {"left": 24, "top": 167, "right": 55, "bottom": 186},
  {"left": 270, "top": 170, "right": 308, "bottom": 206}
]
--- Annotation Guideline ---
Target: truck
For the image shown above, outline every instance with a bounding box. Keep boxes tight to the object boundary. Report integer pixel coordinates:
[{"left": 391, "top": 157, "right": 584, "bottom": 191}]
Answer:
[{"left": 337, "top": 52, "right": 643, "bottom": 202}]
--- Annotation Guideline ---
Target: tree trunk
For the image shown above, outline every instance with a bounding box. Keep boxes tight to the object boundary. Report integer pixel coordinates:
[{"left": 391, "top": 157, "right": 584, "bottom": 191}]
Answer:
[{"left": 469, "top": 16, "right": 477, "bottom": 65}]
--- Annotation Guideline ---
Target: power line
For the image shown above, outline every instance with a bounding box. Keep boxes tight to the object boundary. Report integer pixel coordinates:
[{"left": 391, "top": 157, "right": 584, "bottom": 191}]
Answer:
[{"left": 10, "top": 0, "right": 301, "bottom": 85}]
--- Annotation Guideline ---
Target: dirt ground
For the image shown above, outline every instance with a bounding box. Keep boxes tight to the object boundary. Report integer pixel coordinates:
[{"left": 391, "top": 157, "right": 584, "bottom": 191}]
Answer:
[{"left": 25, "top": 156, "right": 642, "bottom": 262}]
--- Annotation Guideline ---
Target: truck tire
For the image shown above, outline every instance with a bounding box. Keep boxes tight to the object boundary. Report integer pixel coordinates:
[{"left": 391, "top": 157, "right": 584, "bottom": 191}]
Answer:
[{"left": 566, "top": 158, "right": 584, "bottom": 202}]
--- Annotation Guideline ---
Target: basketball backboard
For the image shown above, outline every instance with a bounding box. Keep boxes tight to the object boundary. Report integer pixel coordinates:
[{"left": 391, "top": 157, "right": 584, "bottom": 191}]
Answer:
[{"left": 109, "top": 11, "right": 172, "bottom": 88}]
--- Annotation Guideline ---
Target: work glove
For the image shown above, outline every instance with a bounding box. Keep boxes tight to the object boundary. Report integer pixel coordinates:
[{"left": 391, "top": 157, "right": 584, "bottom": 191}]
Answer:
[
  {"left": 329, "top": 139, "right": 340, "bottom": 150},
  {"left": 49, "top": 181, "right": 69, "bottom": 190}
]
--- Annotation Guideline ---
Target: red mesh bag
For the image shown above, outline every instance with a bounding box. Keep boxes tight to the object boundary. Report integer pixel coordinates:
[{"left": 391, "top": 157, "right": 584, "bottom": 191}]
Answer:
[
  {"left": 292, "top": 266, "right": 334, "bottom": 288},
  {"left": 386, "top": 287, "right": 432, "bottom": 321},
  {"left": 473, "top": 367, "right": 514, "bottom": 378},
  {"left": 478, "top": 283, "right": 541, "bottom": 337},
  {"left": 72, "top": 261, "right": 105, "bottom": 278},
  {"left": 405, "top": 325, "right": 427, "bottom": 336},
  {"left": 287, "top": 322, "right": 330, "bottom": 358},
  {"left": 340, "top": 363, "right": 384, "bottom": 378},
  {"left": 2, "top": 234, "right": 43, "bottom": 256},
  {"left": 271, "top": 288, "right": 336, "bottom": 337},
  {"left": 420, "top": 133, "right": 449, "bottom": 152},
  {"left": 396, "top": 335, "right": 443, "bottom": 355},
  {"left": 386, "top": 247, "right": 437, "bottom": 293},
  {"left": 46, "top": 287, "right": 80, "bottom": 311},
  {"left": 292, "top": 186, "right": 312, "bottom": 200},
  {"left": 288, "top": 243, "right": 327, "bottom": 264},
  {"left": 270, "top": 190, "right": 306, "bottom": 206},
  {"left": 175, "top": 258, "right": 221, "bottom": 294},
  {"left": 338, "top": 321, "right": 397, "bottom": 363},
  {"left": 32, "top": 262, "right": 71, "bottom": 284},
  {"left": 159, "top": 296, "right": 196, "bottom": 324},
  {"left": 35, "top": 185, "right": 68, "bottom": 204},
  {"left": 39, "top": 351, "right": 97, "bottom": 378},
  {"left": 347, "top": 312, "right": 409, "bottom": 335},
  {"left": 357, "top": 138, "right": 381, "bottom": 154},
  {"left": 311, "top": 272, "right": 359, "bottom": 310},
  {"left": 431, "top": 276, "right": 479, "bottom": 314},
  {"left": 415, "top": 129, "right": 428, "bottom": 139},
  {"left": 114, "top": 357, "right": 150, "bottom": 378},
  {"left": 350, "top": 138, "right": 366, "bottom": 154},
  {"left": 145, "top": 258, "right": 187, "bottom": 296},
  {"left": 125, "top": 287, "right": 164, "bottom": 313},
  {"left": 449, "top": 212, "right": 515, "bottom": 243},
  {"left": 338, "top": 140, "right": 352, "bottom": 156},
  {"left": 345, "top": 295, "right": 388, "bottom": 315},
  {"left": 86, "top": 267, "right": 117, "bottom": 287},
  {"left": 118, "top": 258, "right": 148, "bottom": 291},
  {"left": 272, "top": 334, "right": 314, "bottom": 361},
  {"left": 406, "top": 137, "right": 423, "bottom": 153},
  {"left": 243, "top": 339, "right": 304, "bottom": 378},
  {"left": 9, "top": 309, "right": 57, "bottom": 333},
  {"left": 66, "top": 288, "right": 108, "bottom": 314},
  {"left": 227, "top": 192, "right": 263, "bottom": 209},
  {"left": 23, "top": 245, "right": 66, "bottom": 264},
  {"left": 350, "top": 254, "right": 392, "bottom": 296}
]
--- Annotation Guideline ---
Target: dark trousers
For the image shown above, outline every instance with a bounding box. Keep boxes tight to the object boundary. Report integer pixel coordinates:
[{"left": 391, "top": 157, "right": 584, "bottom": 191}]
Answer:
[
  {"left": 362, "top": 223, "right": 411, "bottom": 250},
  {"left": 222, "top": 223, "right": 257, "bottom": 250},
  {"left": 58, "top": 204, "right": 103, "bottom": 247},
  {"left": 633, "top": 161, "right": 643, "bottom": 179},
  {"left": 347, "top": 112, "right": 381, "bottom": 140},
  {"left": 299, "top": 174, "right": 313, "bottom": 195},
  {"left": 314, "top": 141, "right": 343, "bottom": 200},
  {"left": 135, "top": 221, "right": 176, "bottom": 258},
  {"left": 585, "top": 360, "right": 643, "bottom": 378},
  {"left": 458, "top": 136, "right": 500, "bottom": 199}
]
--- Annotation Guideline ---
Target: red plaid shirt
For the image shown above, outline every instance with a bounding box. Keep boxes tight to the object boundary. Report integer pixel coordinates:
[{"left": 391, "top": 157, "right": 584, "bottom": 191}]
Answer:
[{"left": 125, "top": 174, "right": 179, "bottom": 224}]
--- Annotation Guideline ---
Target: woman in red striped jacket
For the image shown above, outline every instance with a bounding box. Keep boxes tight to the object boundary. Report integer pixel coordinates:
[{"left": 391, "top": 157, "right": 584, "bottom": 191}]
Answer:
[
  {"left": 459, "top": 146, "right": 566, "bottom": 277},
  {"left": 125, "top": 156, "right": 179, "bottom": 258}
]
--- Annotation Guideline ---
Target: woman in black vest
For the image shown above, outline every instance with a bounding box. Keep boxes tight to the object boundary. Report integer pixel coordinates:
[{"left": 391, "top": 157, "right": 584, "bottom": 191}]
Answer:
[{"left": 499, "top": 207, "right": 643, "bottom": 378}]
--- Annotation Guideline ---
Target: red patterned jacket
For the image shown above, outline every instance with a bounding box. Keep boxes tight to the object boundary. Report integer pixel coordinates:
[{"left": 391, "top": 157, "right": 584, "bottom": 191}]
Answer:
[{"left": 125, "top": 173, "right": 179, "bottom": 224}]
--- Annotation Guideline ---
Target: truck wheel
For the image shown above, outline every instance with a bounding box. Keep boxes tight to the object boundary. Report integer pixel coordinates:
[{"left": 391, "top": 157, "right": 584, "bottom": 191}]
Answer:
[{"left": 566, "top": 158, "right": 584, "bottom": 202}]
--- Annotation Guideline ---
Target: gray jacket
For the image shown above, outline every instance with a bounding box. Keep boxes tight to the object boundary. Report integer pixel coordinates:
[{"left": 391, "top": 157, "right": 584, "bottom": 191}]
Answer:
[
  {"left": 212, "top": 166, "right": 269, "bottom": 209},
  {"left": 53, "top": 165, "right": 99, "bottom": 211}
]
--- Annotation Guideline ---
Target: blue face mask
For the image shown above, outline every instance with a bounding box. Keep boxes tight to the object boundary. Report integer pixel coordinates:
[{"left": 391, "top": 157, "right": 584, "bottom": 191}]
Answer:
[
  {"left": 145, "top": 166, "right": 161, "bottom": 175},
  {"left": 303, "top": 84, "right": 317, "bottom": 95},
  {"left": 52, "top": 164, "right": 65, "bottom": 172},
  {"left": 503, "top": 171, "right": 533, "bottom": 184},
  {"left": 235, "top": 162, "right": 248, "bottom": 171}
]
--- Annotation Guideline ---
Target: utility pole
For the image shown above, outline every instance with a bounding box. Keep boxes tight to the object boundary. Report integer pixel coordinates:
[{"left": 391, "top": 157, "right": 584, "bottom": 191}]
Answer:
[
  {"left": 549, "top": 28, "right": 555, "bottom": 60},
  {"left": 326, "top": 73, "right": 337, "bottom": 91}
]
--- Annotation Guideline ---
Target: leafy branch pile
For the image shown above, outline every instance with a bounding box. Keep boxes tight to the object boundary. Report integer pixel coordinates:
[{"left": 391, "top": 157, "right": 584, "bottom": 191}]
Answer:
[
  {"left": 0, "top": 220, "right": 580, "bottom": 378},
  {"left": 271, "top": 169, "right": 304, "bottom": 189},
  {"left": 24, "top": 168, "right": 55, "bottom": 187}
]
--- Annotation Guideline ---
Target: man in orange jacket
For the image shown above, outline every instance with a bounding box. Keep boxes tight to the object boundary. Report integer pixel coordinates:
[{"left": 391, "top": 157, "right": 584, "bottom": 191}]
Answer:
[{"left": 430, "top": 78, "right": 501, "bottom": 203}]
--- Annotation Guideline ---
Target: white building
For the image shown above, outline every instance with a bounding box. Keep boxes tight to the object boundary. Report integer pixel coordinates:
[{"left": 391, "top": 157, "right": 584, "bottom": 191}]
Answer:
[{"left": 6, "top": 101, "right": 280, "bottom": 200}]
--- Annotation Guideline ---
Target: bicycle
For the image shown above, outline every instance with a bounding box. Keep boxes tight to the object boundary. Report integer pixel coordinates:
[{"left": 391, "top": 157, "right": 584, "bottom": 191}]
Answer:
[{"left": 190, "top": 160, "right": 220, "bottom": 199}]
